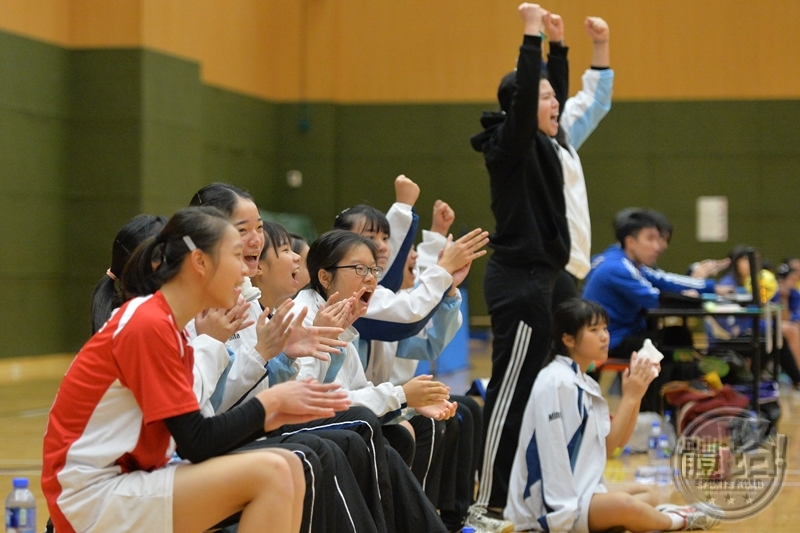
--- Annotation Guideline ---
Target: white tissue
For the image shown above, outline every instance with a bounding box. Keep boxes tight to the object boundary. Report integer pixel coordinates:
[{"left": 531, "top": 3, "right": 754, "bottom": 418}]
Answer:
[
  {"left": 240, "top": 277, "right": 261, "bottom": 303},
  {"left": 632, "top": 338, "right": 662, "bottom": 377}
]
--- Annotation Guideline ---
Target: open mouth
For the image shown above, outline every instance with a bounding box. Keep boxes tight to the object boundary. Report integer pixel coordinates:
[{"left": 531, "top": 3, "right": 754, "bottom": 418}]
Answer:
[
  {"left": 360, "top": 289, "right": 374, "bottom": 304},
  {"left": 291, "top": 269, "right": 299, "bottom": 282},
  {"left": 244, "top": 254, "right": 258, "bottom": 269}
]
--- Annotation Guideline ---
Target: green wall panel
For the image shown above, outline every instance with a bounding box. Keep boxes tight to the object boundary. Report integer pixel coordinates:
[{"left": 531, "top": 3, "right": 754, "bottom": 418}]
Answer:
[
  {"left": 201, "top": 86, "right": 279, "bottom": 209},
  {"left": 0, "top": 32, "right": 69, "bottom": 117},
  {"left": 0, "top": 32, "right": 69, "bottom": 358},
  {"left": 2, "top": 26, "right": 800, "bottom": 356}
]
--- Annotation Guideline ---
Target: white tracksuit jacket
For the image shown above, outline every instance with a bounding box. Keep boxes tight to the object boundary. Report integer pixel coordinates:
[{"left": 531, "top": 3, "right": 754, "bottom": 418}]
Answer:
[{"left": 505, "top": 355, "right": 610, "bottom": 533}]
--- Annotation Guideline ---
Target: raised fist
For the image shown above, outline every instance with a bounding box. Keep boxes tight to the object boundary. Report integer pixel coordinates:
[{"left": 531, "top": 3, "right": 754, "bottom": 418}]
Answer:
[
  {"left": 518, "top": 3, "right": 547, "bottom": 34},
  {"left": 394, "top": 175, "right": 420, "bottom": 207},
  {"left": 543, "top": 12, "right": 564, "bottom": 42},
  {"left": 584, "top": 16, "right": 609, "bottom": 43}
]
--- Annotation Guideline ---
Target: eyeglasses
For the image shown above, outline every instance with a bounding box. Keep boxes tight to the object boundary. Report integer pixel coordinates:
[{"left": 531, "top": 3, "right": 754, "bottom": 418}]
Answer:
[{"left": 328, "top": 264, "right": 384, "bottom": 279}]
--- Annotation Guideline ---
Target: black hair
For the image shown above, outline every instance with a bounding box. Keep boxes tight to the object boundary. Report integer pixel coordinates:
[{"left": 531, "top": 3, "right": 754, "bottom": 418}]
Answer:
[
  {"left": 543, "top": 298, "right": 609, "bottom": 368},
  {"left": 644, "top": 209, "right": 673, "bottom": 242},
  {"left": 90, "top": 214, "right": 167, "bottom": 334},
  {"left": 189, "top": 182, "right": 254, "bottom": 217},
  {"left": 727, "top": 245, "right": 753, "bottom": 287},
  {"left": 289, "top": 232, "right": 308, "bottom": 256},
  {"left": 307, "top": 229, "right": 378, "bottom": 299},
  {"left": 258, "top": 221, "right": 292, "bottom": 261},
  {"left": 497, "top": 68, "right": 550, "bottom": 114},
  {"left": 613, "top": 209, "right": 661, "bottom": 248},
  {"left": 122, "top": 206, "right": 231, "bottom": 298},
  {"left": 333, "top": 205, "right": 390, "bottom": 237}
]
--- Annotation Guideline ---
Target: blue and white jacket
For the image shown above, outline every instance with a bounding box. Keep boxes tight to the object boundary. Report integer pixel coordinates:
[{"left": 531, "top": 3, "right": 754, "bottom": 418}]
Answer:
[
  {"left": 559, "top": 68, "right": 614, "bottom": 279},
  {"left": 505, "top": 355, "right": 610, "bottom": 533},
  {"left": 582, "top": 244, "right": 714, "bottom": 349}
]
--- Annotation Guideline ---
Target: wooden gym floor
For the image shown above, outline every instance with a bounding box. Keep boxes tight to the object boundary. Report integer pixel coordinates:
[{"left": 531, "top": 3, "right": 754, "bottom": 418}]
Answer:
[{"left": 2, "top": 344, "right": 798, "bottom": 532}]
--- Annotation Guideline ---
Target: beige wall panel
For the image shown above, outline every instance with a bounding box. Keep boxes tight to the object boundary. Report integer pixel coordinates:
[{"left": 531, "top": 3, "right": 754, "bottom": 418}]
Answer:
[
  {"left": 2, "top": 0, "right": 800, "bottom": 101},
  {"left": 69, "top": 0, "right": 140, "bottom": 46},
  {"left": 142, "top": 0, "right": 274, "bottom": 98},
  {"left": 0, "top": 0, "right": 70, "bottom": 44}
]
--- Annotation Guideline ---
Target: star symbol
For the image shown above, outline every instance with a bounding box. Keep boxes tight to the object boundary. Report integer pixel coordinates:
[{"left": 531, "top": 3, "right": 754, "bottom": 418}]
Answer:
[
  {"left": 706, "top": 494, "right": 716, "bottom": 504},
  {"left": 725, "top": 494, "right": 735, "bottom": 505},
  {"left": 744, "top": 494, "right": 753, "bottom": 505}
]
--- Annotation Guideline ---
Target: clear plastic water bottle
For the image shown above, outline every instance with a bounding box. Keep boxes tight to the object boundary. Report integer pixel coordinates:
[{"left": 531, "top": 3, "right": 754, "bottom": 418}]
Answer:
[
  {"left": 655, "top": 434, "right": 672, "bottom": 486},
  {"left": 634, "top": 464, "right": 656, "bottom": 484},
  {"left": 647, "top": 420, "right": 661, "bottom": 463},
  {"left": 5, "top": 478, "right": 36, "bottom": 533},
  {"left": 635, "top": 420, "right": 663, "bottom": 484}
]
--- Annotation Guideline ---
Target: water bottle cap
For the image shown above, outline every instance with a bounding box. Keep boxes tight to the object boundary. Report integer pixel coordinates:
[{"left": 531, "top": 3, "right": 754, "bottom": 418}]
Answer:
[
  {"left": 652, "top": 421, "right": 661, "bottom": 427},
  {"left": 659, "top": 434, "right": 668, "bottom": 442},
  {"left": 12, "top": 477, "right": 28, "bottom": 489},
  {"left": 462, "top": 528, "right": 475, "bottom": 533},
  {"left": 622, "top": 445, "right": 631, "bottom": 455}
]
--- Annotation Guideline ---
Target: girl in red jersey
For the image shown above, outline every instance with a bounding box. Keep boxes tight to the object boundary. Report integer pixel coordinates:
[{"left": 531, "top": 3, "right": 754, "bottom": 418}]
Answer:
[{"left": 42, "top": 206, "right": 350, "bottom": 533}]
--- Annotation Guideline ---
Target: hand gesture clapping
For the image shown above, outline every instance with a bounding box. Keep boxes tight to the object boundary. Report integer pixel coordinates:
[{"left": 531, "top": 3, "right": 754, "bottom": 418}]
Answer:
[
  {"left": 258, "top": 378, "right": 351, "bottom": 431},
  {"left": 194, "top": 292, "right": 254, "bottom": 343},
  {"left": 437, "top": 228, "right": 489, "bottom": 275},
  {"left": 283, "top": 306, "right": 347, "bottom": 362}
]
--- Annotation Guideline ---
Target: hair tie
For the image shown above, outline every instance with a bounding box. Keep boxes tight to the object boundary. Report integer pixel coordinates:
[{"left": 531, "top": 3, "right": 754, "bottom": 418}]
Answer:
[{"left": 106, "top": 269, "right": 117, "bottom": 281}]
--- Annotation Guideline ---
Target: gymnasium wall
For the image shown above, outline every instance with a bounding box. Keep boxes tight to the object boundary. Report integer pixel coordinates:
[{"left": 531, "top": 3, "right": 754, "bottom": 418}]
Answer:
[{"left": 0, "top": 1, "right": 798, "bottom": 356}]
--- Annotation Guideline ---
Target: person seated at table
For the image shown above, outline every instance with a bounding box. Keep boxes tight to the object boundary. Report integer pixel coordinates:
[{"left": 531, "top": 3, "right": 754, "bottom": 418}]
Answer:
[{"left": 582, "top": 209, "right": 717, "bottom": 410}]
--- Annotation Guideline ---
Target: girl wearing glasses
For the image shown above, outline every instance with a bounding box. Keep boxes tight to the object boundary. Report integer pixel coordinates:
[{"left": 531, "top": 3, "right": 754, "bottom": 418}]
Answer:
[
  {"left": 291, "top": 229, "right": 452, "bottom": 420},
  {"left": 280, "top": 228, "right": 453, "bottom": 533}
]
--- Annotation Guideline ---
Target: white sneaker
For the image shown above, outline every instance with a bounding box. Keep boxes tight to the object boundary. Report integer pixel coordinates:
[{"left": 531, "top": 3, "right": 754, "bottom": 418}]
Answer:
[
  {"left": 656, "top": 503, "right": 721, "bottom": 530},
  {"left": 464, "top": 506, "right": 514, "bottom": 533}
]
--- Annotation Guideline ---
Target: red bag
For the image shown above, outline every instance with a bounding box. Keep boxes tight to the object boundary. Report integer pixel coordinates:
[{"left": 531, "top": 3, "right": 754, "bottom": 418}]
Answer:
[{"left": 663, "top": 382, "right": 749, "bottom": 434}]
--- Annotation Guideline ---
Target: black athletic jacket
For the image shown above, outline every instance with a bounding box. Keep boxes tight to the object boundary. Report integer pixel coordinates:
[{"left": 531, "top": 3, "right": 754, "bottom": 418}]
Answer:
[{"left": 470, "top": 35, "right": 570, "bottom": 270}]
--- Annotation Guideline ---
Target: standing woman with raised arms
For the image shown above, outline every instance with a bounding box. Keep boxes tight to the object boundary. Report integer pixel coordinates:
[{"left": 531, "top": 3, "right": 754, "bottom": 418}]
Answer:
[{"left": 42, "top": 206, "right": 350, "bottom": 533}]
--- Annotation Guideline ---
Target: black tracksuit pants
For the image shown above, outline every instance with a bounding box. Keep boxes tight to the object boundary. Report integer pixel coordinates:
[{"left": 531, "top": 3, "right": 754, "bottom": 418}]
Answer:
[{"left": 477, "top": 258, "right": 559, "bottom": 509}]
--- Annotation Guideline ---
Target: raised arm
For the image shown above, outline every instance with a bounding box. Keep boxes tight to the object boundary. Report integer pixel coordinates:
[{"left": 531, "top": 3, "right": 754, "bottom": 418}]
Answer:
[
  {"left": 586, "top": 16, "right": 610, "bottom": 68},
  {"left": 417, "top": 199, "right": 454, "bottom": 272},
  {"left": 605, "top": 357, "right": 654, "bottom": 456},
  {"left": 561, "top": 17, "right": 613, "bottom": 150},
  {"left": 382, "top": 175, "right": 421, "bottom": 291},
  {"left": 494, "top": 3, "right": 548, "bottom": 157},
  {"left": 543, "top": 12, "right": 569, "bottom": 115}
]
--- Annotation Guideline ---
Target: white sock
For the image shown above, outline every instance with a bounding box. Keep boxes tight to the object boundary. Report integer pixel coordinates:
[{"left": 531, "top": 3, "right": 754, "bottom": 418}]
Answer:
[{"left": 661, "top": 510, "right": 686, "bottom": 530}]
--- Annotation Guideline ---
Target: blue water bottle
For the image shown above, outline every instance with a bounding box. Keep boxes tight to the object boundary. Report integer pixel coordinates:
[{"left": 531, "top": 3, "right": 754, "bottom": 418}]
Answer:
[{"left": 5, "top": 478, "right": 35, "bottom": 533}]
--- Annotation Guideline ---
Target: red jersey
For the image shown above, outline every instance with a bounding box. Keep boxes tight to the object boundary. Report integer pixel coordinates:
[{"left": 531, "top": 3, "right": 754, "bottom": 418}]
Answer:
[{"left": 42, "top": 292, "right": 198, "bottom": 532}]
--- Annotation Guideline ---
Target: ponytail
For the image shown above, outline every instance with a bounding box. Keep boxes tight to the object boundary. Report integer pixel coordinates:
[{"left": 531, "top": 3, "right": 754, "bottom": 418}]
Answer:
[
  {"left": 90, "top": 275, "right": 120, "bottom": 334},
  {"left": 122, "top": 206, "right": 230, "bottom": 298},
  {"left": 90, "top": 214, "right": 167, "bottom": 333}
]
